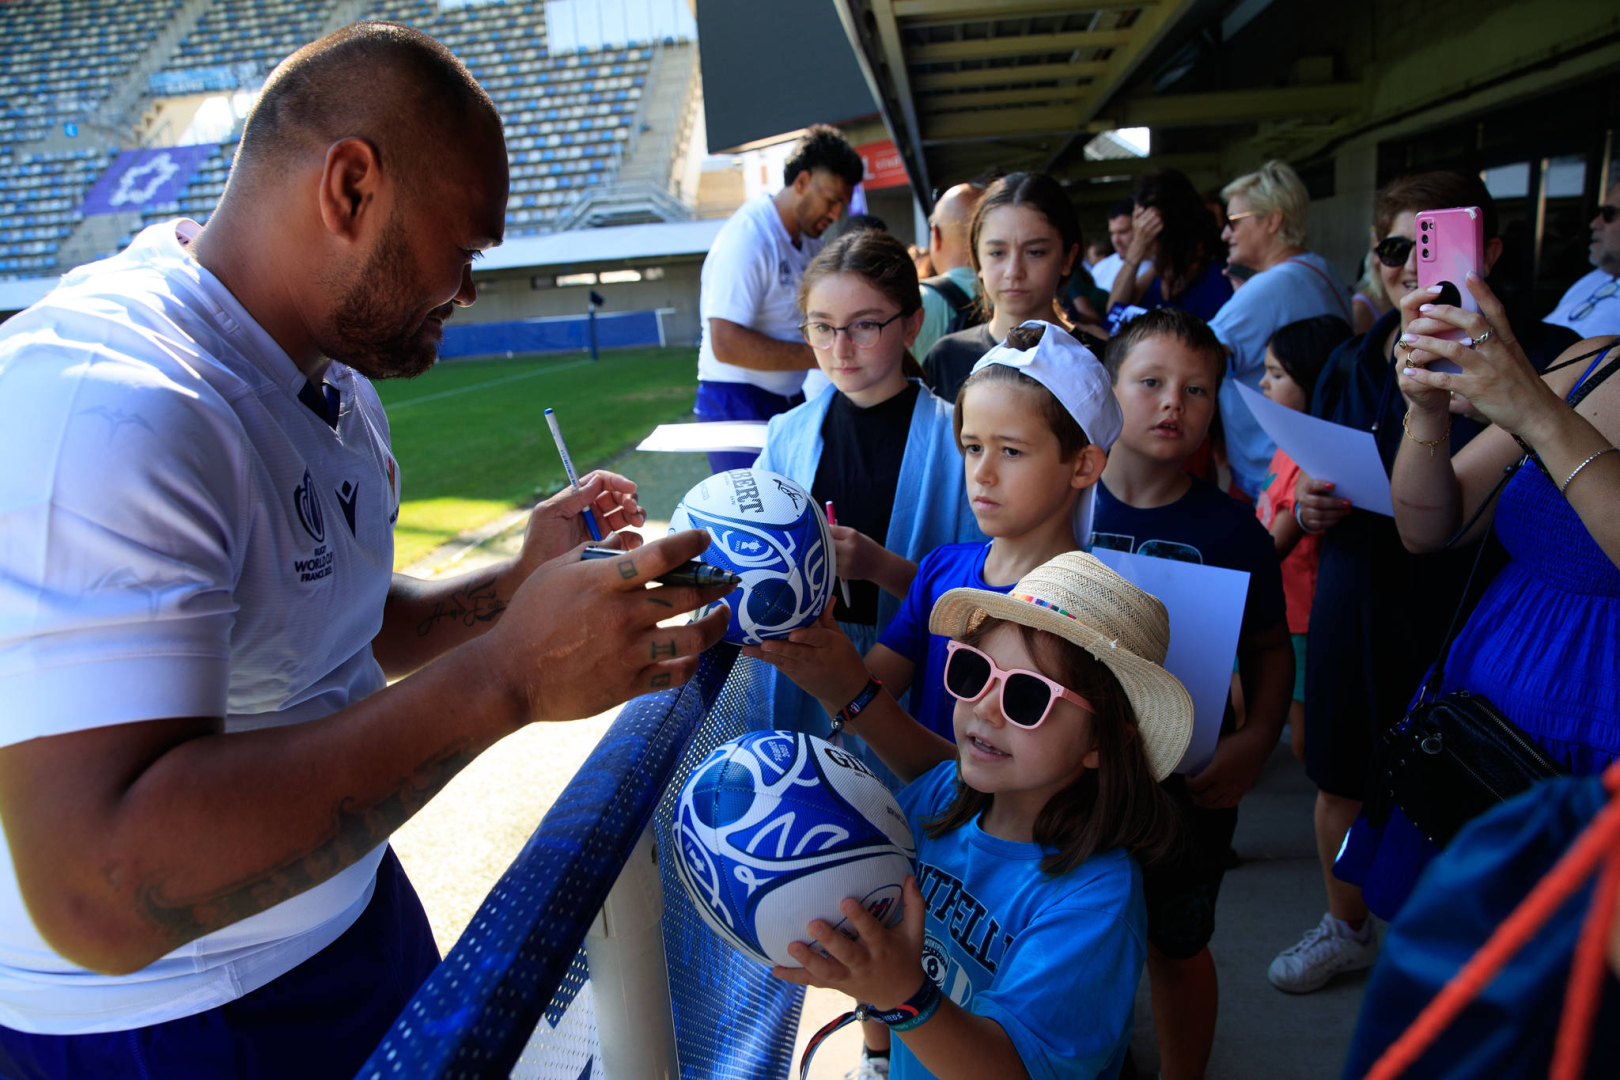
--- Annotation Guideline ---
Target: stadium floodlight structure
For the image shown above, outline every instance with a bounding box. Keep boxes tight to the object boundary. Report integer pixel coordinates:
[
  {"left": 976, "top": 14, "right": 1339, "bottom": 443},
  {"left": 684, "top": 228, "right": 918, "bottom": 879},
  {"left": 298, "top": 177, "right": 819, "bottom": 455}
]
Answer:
[{"left": 355, "top": 644, "right": 803, "bottom": 1080}]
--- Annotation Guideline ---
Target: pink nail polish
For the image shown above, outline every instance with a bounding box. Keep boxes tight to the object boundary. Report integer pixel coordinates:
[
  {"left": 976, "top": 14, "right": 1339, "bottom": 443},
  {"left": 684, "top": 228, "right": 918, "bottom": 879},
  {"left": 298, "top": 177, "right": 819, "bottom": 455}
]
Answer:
[{"left": 1419, "top": 304, "right": 1435, "bottom": 313}]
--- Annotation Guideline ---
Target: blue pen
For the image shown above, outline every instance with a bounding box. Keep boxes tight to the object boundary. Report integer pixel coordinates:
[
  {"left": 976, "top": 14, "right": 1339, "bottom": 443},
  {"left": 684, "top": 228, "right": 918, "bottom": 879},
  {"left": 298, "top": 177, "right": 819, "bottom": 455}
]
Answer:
[{"left": 544, "top": 407, "right": 602, "bottom": 541}]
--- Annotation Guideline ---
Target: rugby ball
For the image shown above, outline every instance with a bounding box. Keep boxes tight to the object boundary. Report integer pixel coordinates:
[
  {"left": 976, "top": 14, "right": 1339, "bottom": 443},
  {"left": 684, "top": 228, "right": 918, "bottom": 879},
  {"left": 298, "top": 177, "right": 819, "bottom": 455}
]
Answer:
[
  {"left": 673, "top": 731, "right": 916, "bottom": 969},
  {"left": 669, "top": 469, "right": 835, "bottom": 646}
]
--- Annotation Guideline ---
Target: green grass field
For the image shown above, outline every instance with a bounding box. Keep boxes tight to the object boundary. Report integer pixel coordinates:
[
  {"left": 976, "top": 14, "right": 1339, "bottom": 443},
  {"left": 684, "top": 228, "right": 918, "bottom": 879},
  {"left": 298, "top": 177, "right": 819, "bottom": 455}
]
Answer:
[{"left": 375, "top": 347, "right": 700, "bottom": 569}]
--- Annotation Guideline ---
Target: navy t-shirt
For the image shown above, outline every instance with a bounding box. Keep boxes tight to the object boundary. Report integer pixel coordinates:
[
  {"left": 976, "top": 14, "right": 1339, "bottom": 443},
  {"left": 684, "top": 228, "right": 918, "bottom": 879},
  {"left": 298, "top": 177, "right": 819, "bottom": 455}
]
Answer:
[
  {"left": 876, "top": 542, "right": 1012, "bottom": 742},
  {"left": 1091, "top": 478, "right": 1286, "bottom": 641}
]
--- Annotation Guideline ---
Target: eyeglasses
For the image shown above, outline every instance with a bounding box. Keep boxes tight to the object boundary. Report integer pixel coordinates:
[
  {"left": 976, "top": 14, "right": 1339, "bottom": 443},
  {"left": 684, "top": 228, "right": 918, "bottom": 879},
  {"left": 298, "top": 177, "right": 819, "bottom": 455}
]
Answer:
[
  {"left": 1374, "top": 234, "right": 1416, "bottom": 268},
  {"left": 1598, "top": 205, "right": 1618, "bottom": 224},
  {"left": 942, "top": 641, "right": 1093, "bottom": 729},
  {"left": 1570, "top": 279, "right": 1619, "bottom": 322},
  {"left": 799, "top": 311, "right": 904, "bottom": 349}
]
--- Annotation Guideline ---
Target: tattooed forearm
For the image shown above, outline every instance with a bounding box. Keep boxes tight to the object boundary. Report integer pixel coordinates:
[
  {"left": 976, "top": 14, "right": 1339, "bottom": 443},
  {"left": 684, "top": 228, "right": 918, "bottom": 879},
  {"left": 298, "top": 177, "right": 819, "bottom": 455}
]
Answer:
[
  {"left": 415, "top": 576, "right": 506, "bottom": 638},
  {"left": 133, "top": 744, "right": 476, "bottom": 947}
]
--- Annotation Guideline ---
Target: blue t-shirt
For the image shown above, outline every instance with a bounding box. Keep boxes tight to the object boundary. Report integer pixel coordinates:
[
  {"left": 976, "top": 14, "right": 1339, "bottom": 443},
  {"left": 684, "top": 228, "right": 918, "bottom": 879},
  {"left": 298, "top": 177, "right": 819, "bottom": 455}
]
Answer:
[
  {"left": 891, "top": 763, "right": 1147, "bottom": 1080},
  {"left": 1141, "top": 260, "right": 1234, "bottom": 323},
  {"left": 1208, "top": 253, "right": 1351, "bottom": 496},
  {"left": 877, "top": 543, "right": 1012, "bottom": 742},
  {"left": 1091, "top": 478, "right": 1286, "bottom": 641}
]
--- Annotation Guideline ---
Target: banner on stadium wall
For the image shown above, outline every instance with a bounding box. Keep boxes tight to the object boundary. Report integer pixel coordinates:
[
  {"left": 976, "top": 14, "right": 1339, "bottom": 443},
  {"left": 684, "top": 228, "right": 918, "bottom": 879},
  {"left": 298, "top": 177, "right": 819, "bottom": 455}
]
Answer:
[
  {"left": 438, "top": 309, "right": 669, "bottom": 359},
  {"left": 856, "top": 139, "right": 908, "bottom": 190},
  {"left": 79, "top": 145, "right": 215, "bottom": 215}
]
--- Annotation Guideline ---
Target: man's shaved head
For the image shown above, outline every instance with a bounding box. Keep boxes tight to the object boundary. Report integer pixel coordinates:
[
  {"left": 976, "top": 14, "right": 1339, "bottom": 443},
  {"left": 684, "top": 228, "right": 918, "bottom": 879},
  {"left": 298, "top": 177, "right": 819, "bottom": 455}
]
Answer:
[
  {"left": 929, "top": 182, "right": 985, "bottom": 271},
  {"left": 236, "top": 21, "right": 502, "bottom": 196}
]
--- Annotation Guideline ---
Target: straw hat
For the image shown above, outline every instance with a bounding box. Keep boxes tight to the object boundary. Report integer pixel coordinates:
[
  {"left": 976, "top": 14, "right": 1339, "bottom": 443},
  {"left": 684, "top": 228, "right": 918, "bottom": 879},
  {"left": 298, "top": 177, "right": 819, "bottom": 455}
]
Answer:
[{"left": 929, "top": 551, "right": 1193, "bottom": 781}]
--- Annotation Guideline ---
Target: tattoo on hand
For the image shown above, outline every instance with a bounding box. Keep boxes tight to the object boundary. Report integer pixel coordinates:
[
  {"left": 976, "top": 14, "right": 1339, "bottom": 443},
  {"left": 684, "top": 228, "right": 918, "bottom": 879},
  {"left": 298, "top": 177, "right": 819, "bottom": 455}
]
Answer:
[
  {"left": 415, "top": 577, "right": 506, "bottom": 638},
  {"left": 133, "top": 743, "right": 475, "bottom": 953},
  {"left": 647, "top": 596, "right": 673, "bottom": 609},
  {"left": 651, "top": 673, "right": 671, "bottom": 688},
  {"left": 651, "top": 639, "right": 677, "bottom": 660},
  {"left": 616, "top": 559, "right": 636, "bottom": 581}
]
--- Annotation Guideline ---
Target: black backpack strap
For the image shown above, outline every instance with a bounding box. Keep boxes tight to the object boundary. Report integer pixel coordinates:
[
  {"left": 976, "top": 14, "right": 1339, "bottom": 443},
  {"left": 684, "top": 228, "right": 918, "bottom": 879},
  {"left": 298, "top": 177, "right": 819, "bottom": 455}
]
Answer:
[{"left": 921, "top": 273, "right": 972, "bottom": 315}]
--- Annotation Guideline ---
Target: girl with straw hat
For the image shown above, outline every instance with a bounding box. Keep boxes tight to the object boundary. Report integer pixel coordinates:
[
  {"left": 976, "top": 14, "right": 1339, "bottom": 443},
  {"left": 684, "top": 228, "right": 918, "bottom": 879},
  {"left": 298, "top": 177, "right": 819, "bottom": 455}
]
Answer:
[{"left": 754, "top": 551, "right": 1191, "bottom": 1080}]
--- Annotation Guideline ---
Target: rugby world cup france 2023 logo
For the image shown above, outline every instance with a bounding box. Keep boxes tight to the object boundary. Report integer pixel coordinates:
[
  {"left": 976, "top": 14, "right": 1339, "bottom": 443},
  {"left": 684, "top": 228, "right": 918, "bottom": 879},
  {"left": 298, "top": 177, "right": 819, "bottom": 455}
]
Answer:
[
  {"left": 673, "top": 732, "right": 916, "bottom": 969},
  {"left": 670, "top": 469, "right": 834, "bottom": 646}
]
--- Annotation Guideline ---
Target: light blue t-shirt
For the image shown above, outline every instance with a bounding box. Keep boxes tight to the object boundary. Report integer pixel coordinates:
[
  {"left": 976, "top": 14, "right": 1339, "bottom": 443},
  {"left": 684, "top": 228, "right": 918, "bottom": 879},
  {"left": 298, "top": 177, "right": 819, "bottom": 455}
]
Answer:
[
  {"left": 1209, "top": 252, "right": 1350, "bottom": 495},
  {"left": 891, "top": 763, "right": 1147, "bottom": 1080}
]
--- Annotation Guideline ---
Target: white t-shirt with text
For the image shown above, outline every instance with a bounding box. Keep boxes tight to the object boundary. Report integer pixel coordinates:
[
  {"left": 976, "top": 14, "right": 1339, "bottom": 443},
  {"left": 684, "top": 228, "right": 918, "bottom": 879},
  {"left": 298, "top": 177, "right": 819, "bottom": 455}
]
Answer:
[
  {"left": 0, "top": 221, "right": 400, "bottom": 1033},
  {"left": 696, "top": 193, "right": 820, "bottom": 397}
]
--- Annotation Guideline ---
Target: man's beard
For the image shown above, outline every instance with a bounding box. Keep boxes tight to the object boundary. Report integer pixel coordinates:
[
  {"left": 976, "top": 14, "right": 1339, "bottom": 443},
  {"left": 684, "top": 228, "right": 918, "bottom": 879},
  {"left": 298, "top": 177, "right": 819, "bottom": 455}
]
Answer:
[{"left": 320, "top": 214, "right": 444, "bottom": 380}]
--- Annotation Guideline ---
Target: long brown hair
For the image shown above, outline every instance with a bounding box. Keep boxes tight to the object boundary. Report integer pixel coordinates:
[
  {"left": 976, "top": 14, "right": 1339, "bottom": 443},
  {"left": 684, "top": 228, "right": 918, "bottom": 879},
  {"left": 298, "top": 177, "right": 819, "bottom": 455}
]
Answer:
[
  {"left": 925, "top": 616, "right": 1181, "bottom": 876},
  {"left": 798, "top": 228, "right": 926, "bottom": 379},
  {"left": 967, "top": 172, "right": 1082, "bottom": 328}
]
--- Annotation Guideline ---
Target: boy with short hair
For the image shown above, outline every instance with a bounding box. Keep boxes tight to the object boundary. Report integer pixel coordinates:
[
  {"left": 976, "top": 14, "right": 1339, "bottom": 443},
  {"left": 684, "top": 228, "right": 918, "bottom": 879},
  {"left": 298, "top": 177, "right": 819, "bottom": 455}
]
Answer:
[{"left": 1093, "top": 307, "right": 1294, "bottom": 1080}]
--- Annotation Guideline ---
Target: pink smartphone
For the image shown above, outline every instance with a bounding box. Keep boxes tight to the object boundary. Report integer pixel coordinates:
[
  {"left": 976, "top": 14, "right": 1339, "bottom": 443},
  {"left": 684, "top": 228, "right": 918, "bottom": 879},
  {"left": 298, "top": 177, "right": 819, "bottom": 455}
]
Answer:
[{"left": 1414, "top": 206, "right": 1485, "bottom": 374}]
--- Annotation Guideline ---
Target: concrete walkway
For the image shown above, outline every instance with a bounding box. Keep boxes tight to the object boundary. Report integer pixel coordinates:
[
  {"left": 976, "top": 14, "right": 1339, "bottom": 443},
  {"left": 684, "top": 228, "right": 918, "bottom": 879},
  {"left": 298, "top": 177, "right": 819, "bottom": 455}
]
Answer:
[{"left": 390, "top": 446, "right": 1368, "bottom": 1079}]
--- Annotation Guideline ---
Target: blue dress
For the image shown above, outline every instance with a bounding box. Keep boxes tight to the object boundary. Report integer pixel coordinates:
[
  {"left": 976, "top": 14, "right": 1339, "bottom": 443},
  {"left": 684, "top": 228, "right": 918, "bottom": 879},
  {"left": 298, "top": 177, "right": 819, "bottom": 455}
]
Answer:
[
  {"left": 1339, "top": 346, "right": 1620, "bottom": 918},
  {"left": 1140, "top": 260, "right": 1233, "bottom": 323}
]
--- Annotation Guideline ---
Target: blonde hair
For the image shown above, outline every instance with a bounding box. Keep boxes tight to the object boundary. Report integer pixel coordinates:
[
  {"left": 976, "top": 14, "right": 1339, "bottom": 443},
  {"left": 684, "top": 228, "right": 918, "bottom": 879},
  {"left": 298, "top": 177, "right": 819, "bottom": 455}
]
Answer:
[{"left": 1222, "top": 160, "right": 1309, "bottom": 248}]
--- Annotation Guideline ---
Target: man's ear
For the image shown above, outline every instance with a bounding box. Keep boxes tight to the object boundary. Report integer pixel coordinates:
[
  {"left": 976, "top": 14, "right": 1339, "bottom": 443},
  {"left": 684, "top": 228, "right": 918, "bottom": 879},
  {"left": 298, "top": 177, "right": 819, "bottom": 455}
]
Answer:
[
  {"left": 790, "top": 169, "right": 811, "bottom": 196},
  {"left": 930, "top": 222, "right": 943, "bottom": 252},
  {"left": 318, "top": 137, "right": 384, "bottom": 242}
]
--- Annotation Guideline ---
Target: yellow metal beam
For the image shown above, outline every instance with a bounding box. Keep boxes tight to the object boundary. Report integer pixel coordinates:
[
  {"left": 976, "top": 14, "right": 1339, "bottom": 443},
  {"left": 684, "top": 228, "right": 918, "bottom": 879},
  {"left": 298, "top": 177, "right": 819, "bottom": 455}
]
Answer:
[
  {"left": 1111, "top": 83, "right": 1365, "bottom": 127},
  {"left": 910, "top": 28, "right": 1132, "bottom": 64},
  {"left": 920, "top": 85, "right": 1090, "bottom": 110},
  {"left": 911, "top": 60, "right": 1108, "bottom": 91},
  {"left": 1065, "top": 0, "right": 1202, "bottom": 130},
  {"left": 894, "top": 0, "right": 1160, "bottom": 24},
  {"left": 923, "top": 105, "right": 1083, "bottom": 142}
]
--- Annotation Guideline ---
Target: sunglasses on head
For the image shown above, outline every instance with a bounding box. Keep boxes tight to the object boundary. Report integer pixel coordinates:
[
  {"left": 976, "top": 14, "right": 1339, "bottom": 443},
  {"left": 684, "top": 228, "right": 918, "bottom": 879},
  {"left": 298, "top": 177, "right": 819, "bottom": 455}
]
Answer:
[
  {"left": 942, "top": 641, "right": 1093, "bottom": 729},
  {"left": 1374, "top": 234, "right": 1416, "bottom": 268}
]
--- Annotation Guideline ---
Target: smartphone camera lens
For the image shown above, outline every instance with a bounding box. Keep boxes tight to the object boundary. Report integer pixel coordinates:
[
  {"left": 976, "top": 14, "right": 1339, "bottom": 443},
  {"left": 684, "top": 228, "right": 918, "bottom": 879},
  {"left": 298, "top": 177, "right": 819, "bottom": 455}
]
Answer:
[
  {"left": 1421, "top": 247, "right": 1430, "bottom": 259},
  {"left": 1421, "top": 220, "right": 1431, "bottom": 231}
]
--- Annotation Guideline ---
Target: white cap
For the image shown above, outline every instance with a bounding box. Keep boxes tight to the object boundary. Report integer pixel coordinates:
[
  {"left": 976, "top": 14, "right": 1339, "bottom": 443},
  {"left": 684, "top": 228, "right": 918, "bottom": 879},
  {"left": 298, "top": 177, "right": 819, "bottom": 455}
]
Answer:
[{"left": 969, "top": 320, "right": 1122, "bottom": 548}]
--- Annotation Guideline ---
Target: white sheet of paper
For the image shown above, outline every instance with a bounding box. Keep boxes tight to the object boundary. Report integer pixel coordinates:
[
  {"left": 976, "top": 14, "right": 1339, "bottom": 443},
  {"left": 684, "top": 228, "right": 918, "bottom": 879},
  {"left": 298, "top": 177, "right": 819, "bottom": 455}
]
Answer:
[
  {"left": 1233, "top": 380, "right": 1394, "bottom": 516},
  {"left": 1090, "top": 548, "right": 1250, "bottom": 775},
  {"left": 635, "top": 421, "right": 769, "bottom": 454}
]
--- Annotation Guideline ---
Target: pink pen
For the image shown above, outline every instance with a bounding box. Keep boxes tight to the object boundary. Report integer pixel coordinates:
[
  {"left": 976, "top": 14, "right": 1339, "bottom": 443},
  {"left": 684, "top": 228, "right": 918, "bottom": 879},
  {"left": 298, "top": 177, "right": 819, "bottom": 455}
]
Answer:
[{"left": 825, "top": 501, "right": 853, "bottom": 608}]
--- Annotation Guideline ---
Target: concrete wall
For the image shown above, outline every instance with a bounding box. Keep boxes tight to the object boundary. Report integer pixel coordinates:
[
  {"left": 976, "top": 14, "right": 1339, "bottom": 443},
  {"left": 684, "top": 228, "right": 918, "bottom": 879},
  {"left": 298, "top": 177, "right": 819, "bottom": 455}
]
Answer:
[{"left": 468, "top": 258, "right": 704, "bottom": 348}]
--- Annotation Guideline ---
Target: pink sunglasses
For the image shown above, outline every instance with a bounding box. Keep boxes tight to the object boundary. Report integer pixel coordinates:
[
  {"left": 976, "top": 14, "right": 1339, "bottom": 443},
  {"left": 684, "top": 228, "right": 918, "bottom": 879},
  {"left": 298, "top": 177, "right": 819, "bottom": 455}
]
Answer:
[{"left": 942, "top": 641, "right": 1094, "bottom": 729}]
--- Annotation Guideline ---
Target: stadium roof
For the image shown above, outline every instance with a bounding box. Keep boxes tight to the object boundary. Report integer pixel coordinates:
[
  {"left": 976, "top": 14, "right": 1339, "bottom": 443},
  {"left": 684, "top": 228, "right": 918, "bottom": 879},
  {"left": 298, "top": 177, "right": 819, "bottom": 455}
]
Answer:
[{"left": 477, "top": 219, "right": 728, "bottom": 273}]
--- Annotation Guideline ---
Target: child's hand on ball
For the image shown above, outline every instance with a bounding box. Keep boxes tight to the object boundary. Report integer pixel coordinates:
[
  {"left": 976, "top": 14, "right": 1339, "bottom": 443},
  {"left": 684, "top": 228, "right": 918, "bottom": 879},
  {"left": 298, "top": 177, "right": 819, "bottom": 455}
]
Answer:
[
  {"left": 771, "top": 876, "right": 928, "bottom": 1012},
  {"left": 742, "top": 605, "right": 871, "bottom": 712}
]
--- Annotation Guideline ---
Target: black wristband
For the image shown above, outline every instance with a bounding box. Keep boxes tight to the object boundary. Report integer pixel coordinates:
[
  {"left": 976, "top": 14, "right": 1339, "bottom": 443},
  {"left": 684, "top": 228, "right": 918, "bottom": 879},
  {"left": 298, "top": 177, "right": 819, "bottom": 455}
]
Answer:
[
  {"left": 830, "top": 674, "right": 882, "bottom": 734},
  {"left": 860, "top": 975, "right": 942, "bottom": 1031}
]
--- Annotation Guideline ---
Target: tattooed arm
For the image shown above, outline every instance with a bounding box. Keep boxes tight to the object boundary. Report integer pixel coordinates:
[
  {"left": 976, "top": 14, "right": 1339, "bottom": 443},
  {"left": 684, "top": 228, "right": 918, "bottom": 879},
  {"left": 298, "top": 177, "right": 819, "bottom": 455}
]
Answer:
[
  {"left": 373, "top": 469, "right": 646, "bottom": 677},
  {"left": 0, "top": 532, "right": 730, "bottom": 976}
]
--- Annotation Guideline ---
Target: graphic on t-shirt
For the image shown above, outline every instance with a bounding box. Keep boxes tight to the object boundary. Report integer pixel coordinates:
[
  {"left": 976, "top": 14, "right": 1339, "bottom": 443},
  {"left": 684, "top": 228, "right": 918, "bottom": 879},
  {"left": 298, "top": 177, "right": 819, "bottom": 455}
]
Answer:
[
  {"left": 1090, "top": 532, "right": 1203, "bottom": 564},
  {"left": 778, "top": 258, "right": 792, "bottom": 285},
  {"left": 335, "top": 480, "right": 360, "bottom": 537},
  {"left": 293, "top": 467, "right": 325, "bottom": 543},
  {"left": 916, "top": 861, "right": 1015, "bottom": 1008},
  {"left": 79, "top": 404, "right": 154, "bottom": 439}
]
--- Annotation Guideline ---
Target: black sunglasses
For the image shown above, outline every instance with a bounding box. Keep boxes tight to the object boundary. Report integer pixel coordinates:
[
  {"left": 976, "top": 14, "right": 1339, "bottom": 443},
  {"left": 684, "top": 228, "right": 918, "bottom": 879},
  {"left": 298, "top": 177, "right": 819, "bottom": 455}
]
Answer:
[
  {"left": 1600, "top": 205, "right": 1619, "bottom": 225},
  {"left": 1374, "top": 235, "right": 1415, "bottom": 268}
]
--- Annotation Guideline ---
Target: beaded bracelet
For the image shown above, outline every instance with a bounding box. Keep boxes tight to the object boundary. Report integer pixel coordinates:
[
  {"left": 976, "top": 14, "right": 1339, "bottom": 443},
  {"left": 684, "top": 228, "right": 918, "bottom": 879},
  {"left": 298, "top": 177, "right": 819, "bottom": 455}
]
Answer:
[{"left": 1560, "top": 446, "right": 1619, "bottom": 494}]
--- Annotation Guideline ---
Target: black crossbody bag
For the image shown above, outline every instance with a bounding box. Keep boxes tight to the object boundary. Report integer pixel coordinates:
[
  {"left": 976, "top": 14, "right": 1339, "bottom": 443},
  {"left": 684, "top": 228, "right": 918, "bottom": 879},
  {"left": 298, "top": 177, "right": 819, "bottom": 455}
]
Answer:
[{"left": 1366, "top": 345, "right": 1620, "bottom": 848}]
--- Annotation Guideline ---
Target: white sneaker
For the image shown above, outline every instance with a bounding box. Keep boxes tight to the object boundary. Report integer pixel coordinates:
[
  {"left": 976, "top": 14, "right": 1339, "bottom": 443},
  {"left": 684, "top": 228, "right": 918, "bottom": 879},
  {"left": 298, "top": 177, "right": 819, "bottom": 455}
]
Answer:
[
  {"left": 1268, "top": 912, "right": 1378, "bottom": 993},
  {"left": 844, "top": 1053, "right": 890, "bottom": 1080}
]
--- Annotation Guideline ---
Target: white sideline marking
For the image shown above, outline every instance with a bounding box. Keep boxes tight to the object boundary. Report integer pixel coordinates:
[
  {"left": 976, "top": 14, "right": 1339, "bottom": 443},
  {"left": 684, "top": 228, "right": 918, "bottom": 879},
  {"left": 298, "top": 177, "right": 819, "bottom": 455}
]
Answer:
[{"left": 385, "top": 359, "right": 594, "bottom": 410}]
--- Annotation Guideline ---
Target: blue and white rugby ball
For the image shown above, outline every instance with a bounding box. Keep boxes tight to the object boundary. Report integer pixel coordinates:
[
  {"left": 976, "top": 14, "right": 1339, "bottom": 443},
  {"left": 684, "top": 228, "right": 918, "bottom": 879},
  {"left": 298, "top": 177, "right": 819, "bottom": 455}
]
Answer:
[
  {"left": 673, "top": 731, "right": 916, "bottom": 969},
  {"left": 669, "top": 469, "right": 835, "bottom": 646}
]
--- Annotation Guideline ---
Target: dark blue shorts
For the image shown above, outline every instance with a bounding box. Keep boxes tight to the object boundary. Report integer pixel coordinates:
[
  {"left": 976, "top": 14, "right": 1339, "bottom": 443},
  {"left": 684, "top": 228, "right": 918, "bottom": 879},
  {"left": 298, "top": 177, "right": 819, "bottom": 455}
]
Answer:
[
  {"left": 693, "top": 380, "right": 804, "bottom": 474},
  {"left": 0, "top": 847, "right": 439, "bottom": 1080}
]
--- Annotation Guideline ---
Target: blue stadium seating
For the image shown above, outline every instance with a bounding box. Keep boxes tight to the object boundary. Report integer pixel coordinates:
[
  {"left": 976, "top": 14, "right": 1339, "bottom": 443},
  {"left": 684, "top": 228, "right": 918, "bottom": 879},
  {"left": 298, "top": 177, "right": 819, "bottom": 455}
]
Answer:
[{"left": 2, "top": 0, "right": 687, "bottom": 280}]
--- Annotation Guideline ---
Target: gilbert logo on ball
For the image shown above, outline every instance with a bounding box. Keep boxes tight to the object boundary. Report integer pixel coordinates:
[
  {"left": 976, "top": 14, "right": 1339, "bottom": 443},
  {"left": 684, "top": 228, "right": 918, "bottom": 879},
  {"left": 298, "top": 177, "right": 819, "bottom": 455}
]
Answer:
[
  {"left": 669, "top": 469, "right": 835, "bottom": 646},
  {"left": 673, "top": 731, "right": 916, "bottom": 969}
]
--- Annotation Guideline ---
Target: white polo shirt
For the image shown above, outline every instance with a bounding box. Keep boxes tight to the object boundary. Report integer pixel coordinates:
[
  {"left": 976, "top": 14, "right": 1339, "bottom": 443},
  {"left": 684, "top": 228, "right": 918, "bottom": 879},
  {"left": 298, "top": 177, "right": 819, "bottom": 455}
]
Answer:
[
  {"left": 0, "top": 221, "right": 400, "bottom": 1034},
  {"left": 1544, "top": 267, "right": 1620, "bottom": 339},
  {"left": 696, "top": 193, "right": 820, "bottom": 398}
]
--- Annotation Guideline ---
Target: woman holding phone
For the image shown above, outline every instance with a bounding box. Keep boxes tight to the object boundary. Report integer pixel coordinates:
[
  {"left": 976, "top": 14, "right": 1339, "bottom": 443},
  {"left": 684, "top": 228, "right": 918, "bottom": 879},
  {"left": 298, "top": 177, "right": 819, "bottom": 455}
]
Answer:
[{"left": 1268, "top": 172, "right": 1506, "bottom": 995}]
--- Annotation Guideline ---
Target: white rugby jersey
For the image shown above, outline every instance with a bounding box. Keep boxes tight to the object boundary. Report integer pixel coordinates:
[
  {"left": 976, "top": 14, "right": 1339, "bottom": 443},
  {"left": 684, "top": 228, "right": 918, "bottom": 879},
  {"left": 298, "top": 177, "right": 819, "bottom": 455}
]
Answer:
[{"left": 0, "top": 221, "right": 401, "bottom": 1033}]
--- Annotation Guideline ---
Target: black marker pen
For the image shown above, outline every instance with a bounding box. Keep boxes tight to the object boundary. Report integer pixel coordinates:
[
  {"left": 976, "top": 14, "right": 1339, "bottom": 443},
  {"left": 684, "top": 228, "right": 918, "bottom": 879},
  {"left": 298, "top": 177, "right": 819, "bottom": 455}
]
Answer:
[{"left": 581, "top": 546, "right": 740, "bottom": 589}]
